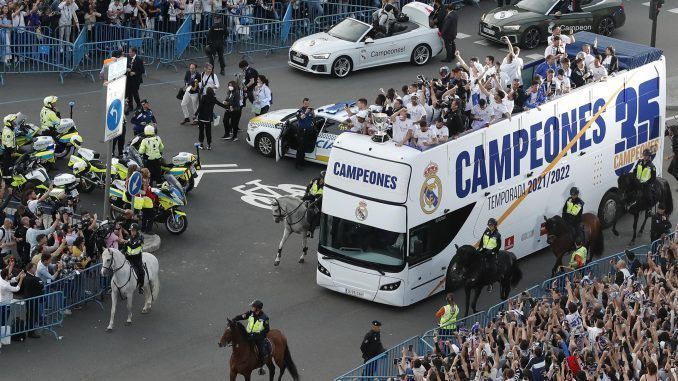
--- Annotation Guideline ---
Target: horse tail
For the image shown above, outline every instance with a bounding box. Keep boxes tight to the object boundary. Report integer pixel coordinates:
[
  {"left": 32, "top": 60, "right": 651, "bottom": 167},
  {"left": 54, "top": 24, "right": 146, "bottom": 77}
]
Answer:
[
  {"left": 284, "top": 345, "right": 300, "bottom": 381},
  {"left": 509, "top": 253, "right": 522, "bottom": 287},
  {"left": 661, "top": 179, "right": 674, "bottom": 215},
  {"left": 151, "top": 267, "right": 160, "bottom": 301}
]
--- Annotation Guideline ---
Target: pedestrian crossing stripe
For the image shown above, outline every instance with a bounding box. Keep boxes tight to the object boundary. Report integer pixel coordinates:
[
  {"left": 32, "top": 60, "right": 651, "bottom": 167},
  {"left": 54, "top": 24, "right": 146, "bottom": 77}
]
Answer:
[
  {"left": 669, "top": 8, "right": 678, "bottom": 14},
  {"left": 457, "top": 33, "right": 470, "bottom": 39},
  {"left": 642, "top": 1, "right": 650, "bottom": 6},
  {"left": 474, "top": 40, "right": 491, "bottom": 46}
]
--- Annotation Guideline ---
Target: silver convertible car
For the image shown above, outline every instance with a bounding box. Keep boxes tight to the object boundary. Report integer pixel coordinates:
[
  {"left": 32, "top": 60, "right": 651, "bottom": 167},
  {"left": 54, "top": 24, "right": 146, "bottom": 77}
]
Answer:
[{"left": 288, "top": 2, "right": 444, "bottom": 78}]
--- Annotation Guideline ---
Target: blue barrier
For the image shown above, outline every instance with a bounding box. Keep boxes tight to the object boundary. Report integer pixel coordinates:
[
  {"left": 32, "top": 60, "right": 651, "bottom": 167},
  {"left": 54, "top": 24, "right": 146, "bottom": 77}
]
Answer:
[
  {"left": 0, "top": 291, "right": 65, "bottom": 341},
  {"left": 43, "top": 263, "right": 106, "bottom": 312}
]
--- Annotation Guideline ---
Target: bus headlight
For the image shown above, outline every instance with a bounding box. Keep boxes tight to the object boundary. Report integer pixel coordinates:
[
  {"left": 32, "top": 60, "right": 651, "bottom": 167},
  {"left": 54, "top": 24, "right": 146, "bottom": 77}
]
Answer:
[
  {"left": 379, "top": 281, "right": 401, "bottom": 291},
  {"left": 317, "top": 263, "right": 331, "bottom": 277}
]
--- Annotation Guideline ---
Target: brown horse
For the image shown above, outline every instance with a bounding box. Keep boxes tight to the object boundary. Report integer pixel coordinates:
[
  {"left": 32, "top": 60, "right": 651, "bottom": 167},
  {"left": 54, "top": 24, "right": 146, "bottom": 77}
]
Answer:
[
  {"left": 218, "top": 319, "right": 300, "bottom": 381},
  {"left": 543, "top": 213, "right": 604, "bottom": 276}
]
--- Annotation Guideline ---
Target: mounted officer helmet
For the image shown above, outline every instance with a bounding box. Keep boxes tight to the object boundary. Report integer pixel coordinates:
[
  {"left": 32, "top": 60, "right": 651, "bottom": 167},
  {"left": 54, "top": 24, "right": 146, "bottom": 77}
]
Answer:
[
  {"left": 250, "top": 299, "right": 264, "bottom": 309},
  {"left": 130, "top": 223, "right": 140, "bottom": 231},
  {"left": 487, "top": 218, "right": 497, "bottom": 226},
  {"left": 642, "top": 149, "right": 652, "bottom": 158},
  {"left": 144, "top": 125, "right": 155, "bottom": 136},
  {"left": 575, "top": 237, "right": 583, "bottom": 246},
  {"left": 439, "top": 66, "right": 449, "bottom": 75},
  {"left": 570, "top": 187, "right": 579, "bottom": 196},
  {"left": 43, "top": 95, "right": 58, "bottom": 108}
]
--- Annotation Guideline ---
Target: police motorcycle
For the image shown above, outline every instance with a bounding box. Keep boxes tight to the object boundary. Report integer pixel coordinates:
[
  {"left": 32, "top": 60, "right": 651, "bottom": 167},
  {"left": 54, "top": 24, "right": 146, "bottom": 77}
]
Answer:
[
  {"left": 10, "top": 153, "right": 80, "bottom": 212},
  {"left": 7, "top": 113, "right": 56, "bottom": 164},
  {"left": 127, "top": 137, "right": 202, "bottom": 193},
  {"left": 47, "top": 118, "right": 82, "bottom": 159},
  {"left": 108, "top": 174, "right": 188, "bottom": 235},
  {"left": 68, "top": 141, "right": 114, "bottom": 193}
]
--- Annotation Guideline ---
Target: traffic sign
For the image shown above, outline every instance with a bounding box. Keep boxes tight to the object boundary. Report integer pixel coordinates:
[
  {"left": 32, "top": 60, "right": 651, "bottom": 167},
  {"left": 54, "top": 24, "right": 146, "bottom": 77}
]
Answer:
[
  {"left": 104, "top": 75, "right": 126, "bottom": 142},
  {"left": 107, "top": 57, "right": 127, "bottom": 82},
  {"left": 127, "top": 171, "right": 143, "bottom": 196}
]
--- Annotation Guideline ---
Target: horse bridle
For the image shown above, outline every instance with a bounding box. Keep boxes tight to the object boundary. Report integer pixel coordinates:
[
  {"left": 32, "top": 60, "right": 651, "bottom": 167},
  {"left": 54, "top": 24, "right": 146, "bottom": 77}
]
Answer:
[
  {"left": 102, "top": 252, "right": 126, "bottom": 275},
  {"left": 272, "top": 198, "right": 308, "bottom": 226}
]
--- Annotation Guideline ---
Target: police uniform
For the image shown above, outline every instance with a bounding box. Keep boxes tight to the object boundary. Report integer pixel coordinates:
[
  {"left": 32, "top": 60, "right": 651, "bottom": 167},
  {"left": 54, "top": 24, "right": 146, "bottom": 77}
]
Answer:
[
  {"left": 39, "top": 106, "right": 60, "bottom": 136},
  {"left": 479, "top": 227, "right": 501, "bottom": 279},
  {"left": 562, "top": 196, "right": 584, "bottom": 239},
  {"left": 1, "top": 122, "right": 16, "bottom": 180},
  {"left": 650, "top": 211, "right": 672, "bottom": 242},
  {"left": 360, "top": 321, "right": 385, "bottom": 363},
  {"left": 569, "top": 245, "right": 587, "bottom": 269},
  {"left": 138, "top": 134, "right": 164, "bottom": 185},
  {"left": 126, "top": 233, "right": 145, "bottom": 292},
  {"left": 207, "top": 19, "right": 227, "bottom": 74},
  {"left": 633, "top": 157, "right": 656, "bottom": 204},
  {"left": 131, "top": 107, "right": 157, "bottom": 136},
  {"left": 303, "top": 174, "right": 324, "bottom": 237},
  {"left": 295, "top": 106, "right": 314, "bottom": 169},
  {"left": 438, "top": 302, "right": 459, "bottom": 335},
  {"left": 233, "top": 310, "right": 270, "bottom": 362}
]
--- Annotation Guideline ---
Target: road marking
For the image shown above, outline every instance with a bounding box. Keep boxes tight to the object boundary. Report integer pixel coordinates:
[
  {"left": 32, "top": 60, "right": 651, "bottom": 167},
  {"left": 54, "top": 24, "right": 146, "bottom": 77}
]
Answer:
[
  {"left": 457, "top": 33, "right": 471, "bottom": 39},
  {"left": 194, "top": 164, "right": 252, "bottom": 187},
  {"left": 232, "top": 179, "right": 306, "bottom": 210},
  {"left": 526, "top": 53, "right": 544, "bottom": 61},
  {"left": 474, "top": 39, "right": 490, "bottom": 46},
  {"left": 641, "top": 1, "right": 650, "bottom": 6},
  {"left": 668, "top": 8, "right": 678, "bottom": 14}
]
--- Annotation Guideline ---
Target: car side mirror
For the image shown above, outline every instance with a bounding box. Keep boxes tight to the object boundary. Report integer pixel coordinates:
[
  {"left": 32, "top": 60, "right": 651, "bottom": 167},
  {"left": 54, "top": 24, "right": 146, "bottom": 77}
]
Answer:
[{"left": 364, "top": 37, "right": 374, "bottom": 44}]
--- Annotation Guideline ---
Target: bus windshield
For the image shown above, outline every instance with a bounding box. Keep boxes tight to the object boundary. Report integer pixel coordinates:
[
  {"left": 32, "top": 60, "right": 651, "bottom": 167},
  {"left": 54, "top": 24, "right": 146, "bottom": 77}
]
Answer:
[{"left": 320, "top": 214, "right": 405, "bottom": 267}]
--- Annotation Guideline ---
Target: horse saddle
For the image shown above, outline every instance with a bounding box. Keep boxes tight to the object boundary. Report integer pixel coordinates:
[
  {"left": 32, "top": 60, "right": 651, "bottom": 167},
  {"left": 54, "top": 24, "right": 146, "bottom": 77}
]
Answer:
[{"left": 254, "top": 338, "right": 272, "bottom": 359}]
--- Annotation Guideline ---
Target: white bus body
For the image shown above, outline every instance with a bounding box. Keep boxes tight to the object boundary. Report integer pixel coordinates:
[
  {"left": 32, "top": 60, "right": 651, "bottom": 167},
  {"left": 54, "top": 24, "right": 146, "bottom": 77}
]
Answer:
[{"left": 317, "top": 57, "right": 666, "bottom": 306}]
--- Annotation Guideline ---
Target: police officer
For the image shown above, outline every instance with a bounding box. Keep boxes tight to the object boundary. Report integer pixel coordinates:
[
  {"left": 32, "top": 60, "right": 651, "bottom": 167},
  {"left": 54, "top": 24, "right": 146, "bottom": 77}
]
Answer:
[
  {"left": 633, "top": 149, "right": 656, "bottom": 205},
  {"left": 2, "top": 114, "right": 18, "bottom": 181},
  {"left": 124, "top": 223, "right": 145, "bottom": 294},
  {"left": 295, "top": 98, "right": 314, "bottom": 170},
  {"left": 233, "top": 299, "right": 270, "bottom": 375},
  {"left": 131, "top": 99, "right": 157, "bottom": 136},
  {"left": 39, "top": 95, "right": 61, "bottom": 136},
  {"left": 562, "top": 187, "right": 584, "bottom": 240},
  {"left": 479, "top": 218, "right": 501, "bottom": 291},
  {"left": 206, "top": 15, "right": 227, "bottom": 76},
  {"left": 435, "top": 293, "right": 458, "bottom": 337},
  {"left": 303, "top": 170, "right": 324, "bottom": 238},
  {"left": 138, "top": 125, "right": 164, "bottom": 185},
  {"left": 564, "top": 238, "right": 587, "bottom": 271},
  {"left": 650, "top": 203, "right": 672, "bottom": 243},
  {"left": 360, "top": 320, "right": 385, "bottom": 366}
]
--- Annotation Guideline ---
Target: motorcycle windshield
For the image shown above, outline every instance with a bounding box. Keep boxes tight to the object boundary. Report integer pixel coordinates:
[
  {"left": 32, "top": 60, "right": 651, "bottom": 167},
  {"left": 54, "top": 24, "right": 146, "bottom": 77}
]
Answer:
[
  {"left": 164, "top": 174, "right": 186, "bottom": 204},
  {"left": 127, "top": 146, "right": 144, "bottom": 165}
]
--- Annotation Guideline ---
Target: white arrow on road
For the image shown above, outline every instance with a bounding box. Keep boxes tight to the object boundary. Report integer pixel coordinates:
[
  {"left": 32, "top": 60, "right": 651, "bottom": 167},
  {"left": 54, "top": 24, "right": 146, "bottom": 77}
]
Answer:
[{"left": 194, "top": 164, "right": 252, "bottom": 188}]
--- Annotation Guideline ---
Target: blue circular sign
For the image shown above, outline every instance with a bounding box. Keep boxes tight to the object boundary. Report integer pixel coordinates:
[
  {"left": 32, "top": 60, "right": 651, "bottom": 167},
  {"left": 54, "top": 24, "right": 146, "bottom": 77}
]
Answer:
[
  {"left": 107, "top": 99, "right": 123, "bottom": 132},
  {"left": 127, "top": 171, "right": 143, "bottom": 196}
]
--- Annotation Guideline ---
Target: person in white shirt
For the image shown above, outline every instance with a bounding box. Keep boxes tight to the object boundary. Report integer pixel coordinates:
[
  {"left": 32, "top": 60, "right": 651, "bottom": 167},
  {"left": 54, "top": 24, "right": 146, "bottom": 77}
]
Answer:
[
  {"left": 400, "top": 84, "right": 417, "bottom": 108},
  {"left": 590, "top": 56, "right": 608, "bottom": 82},
  {"left": 11, "top": 3, "right": 26, "bottom": 27},
  {"left": 0, "top": 218, "right": 16, "bottom": 257},
  {"left": 107, "top": 0, "right": 124, "bottom": 24},
  {"left": 202, "top": 0, "right": 214, "bottom": 13},
  {"left": 555, "top": 69, "right": 571, "bottom": 95},
  {"left": 25, "top": 186, "right": 53, "bottom": 216},
  {"left": 471, "top": 99, "right": 492, "bottom": 130},
  {"left": 58, "top": 0, "right": 79, "bottom": 42},
  {"left": 348, "top": 110, "right": 369, "bottom": 134},
  {"left": 500, "top": 37, "right": 523, "bottom": 85},
  {"left": 199, "top": 63, "right": 220, "bottom": 95},
  {"left": 482, "top": 55, "right": 496, "bottom": 81},
  {"left": 252, "top": 75, "right": 272, "bottom": 116},
  {"left": 0, "top": 265, "right": 25, "bottom": 305},
  {"left": 547, "top": 26, "right": 575, "bottom": 46},
  {"left": 406, "top": 94, "right": 427, "bottom": 127},
  {"left": 432, "top": 118, "right": 449, "bottom": 143},
  {"left": 413, "top": 120, "right": 437, "bottom": 150},
  {"left": 544, "top": 35, "right": 566, "bottom": 61},
  {"left": 579, "top": 44, "right": 595, "bottom": 69},
  {"left": 389, "top": 108, "right": 413, "bottom": 146}
]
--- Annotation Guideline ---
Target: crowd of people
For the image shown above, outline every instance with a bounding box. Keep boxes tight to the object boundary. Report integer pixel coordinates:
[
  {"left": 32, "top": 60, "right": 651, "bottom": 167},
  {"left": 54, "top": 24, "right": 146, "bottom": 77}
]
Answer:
[{"left": 359, "top": 243, "right": 676, "bottom": 381}]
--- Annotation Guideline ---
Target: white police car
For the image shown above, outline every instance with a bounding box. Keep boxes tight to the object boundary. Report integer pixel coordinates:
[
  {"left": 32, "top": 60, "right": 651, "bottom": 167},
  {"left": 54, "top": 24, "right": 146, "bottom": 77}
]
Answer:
[
  {"left": 288, "top": 2, "right": 443, "bottom": 78},
  {"left": 246, "top": 102, "right": 355, "bottom": 164}
]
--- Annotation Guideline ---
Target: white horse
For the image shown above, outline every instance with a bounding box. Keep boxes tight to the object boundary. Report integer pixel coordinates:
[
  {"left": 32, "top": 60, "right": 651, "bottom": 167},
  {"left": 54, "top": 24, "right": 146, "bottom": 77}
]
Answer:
[
  {"left": 100, "top": 248, "right": 160, "bottom": 332},
  {"left": 271, "top": 196, "right": 313, "bottom": 266}
]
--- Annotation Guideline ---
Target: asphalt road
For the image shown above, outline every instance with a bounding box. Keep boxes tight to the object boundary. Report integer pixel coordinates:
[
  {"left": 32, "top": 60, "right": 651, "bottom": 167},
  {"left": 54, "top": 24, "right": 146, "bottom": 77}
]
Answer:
[{"left": 1, "top": 1, "right": 677, "bottom": 380}]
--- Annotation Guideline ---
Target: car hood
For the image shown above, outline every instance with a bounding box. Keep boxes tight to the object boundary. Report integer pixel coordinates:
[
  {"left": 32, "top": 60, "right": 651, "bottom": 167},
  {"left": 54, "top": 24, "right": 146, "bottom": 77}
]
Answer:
[
  {"left": 249, "top": 109, "right": 296, "bottom": 125},
  {"left": 483, "top": 5, "right": 544, "bottom": 26},
  {"left": 291, "top": 32, "right": 356, "bottom": 54}
]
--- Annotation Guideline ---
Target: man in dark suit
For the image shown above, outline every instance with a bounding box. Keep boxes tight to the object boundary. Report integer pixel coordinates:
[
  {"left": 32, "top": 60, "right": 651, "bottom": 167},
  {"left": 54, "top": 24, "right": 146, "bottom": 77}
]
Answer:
[
  {"left": 440, "top": 5, "right": 458, "bottom": 63},
  {"left": 126, "top": 47, "right": 145, "bottom": 113},
  {"left": 20, "top": 262, "right": 44, "bottom": 339}
]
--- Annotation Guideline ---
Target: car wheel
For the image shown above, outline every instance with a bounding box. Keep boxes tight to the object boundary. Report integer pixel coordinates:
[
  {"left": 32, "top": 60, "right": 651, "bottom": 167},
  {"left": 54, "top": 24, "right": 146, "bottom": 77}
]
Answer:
[
  {"left": 411, "top": 44, "right": 432, "bottom": 66},
  {"left": 520, "top": 27, "right": 541, "bottom": 50},
  {"left": 255, "top": 133, "right": 275, "bottom": 158},
  {"left": 596, "top": 17, "right": 615, "bottom": 37},
  {"left": 331, "top": 56, "right": 352, "bottom": 78}
]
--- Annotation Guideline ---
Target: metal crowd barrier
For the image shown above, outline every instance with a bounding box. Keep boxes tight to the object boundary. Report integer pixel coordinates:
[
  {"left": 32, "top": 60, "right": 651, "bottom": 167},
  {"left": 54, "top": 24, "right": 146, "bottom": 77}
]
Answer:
[
  {"left": 334, "top": 235, "right": 669, "bottom": 380},
  {"left": 43, "top": 263, "right": 106, "bottom": 312},
  {"left": 0, "top": 292, "right": 65, "bottom": 341},
  {"left": 236, "top": 18, "right": 311, "bottom": 56},
  {"left": 334, "top": 336, "right": 431, "bottom": 381},
  {"left": 311, "top": 9, "right": 375, "bottom": 34},
  {"left": 76, "top": 36, "right": 156, "bottom": 78}
]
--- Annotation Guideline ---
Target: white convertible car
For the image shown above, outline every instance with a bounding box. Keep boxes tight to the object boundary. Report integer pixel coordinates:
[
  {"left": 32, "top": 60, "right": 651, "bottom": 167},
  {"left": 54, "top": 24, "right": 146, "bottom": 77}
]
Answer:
[{"left": 288, "top": 2, "right": 443, "bottom": 78}]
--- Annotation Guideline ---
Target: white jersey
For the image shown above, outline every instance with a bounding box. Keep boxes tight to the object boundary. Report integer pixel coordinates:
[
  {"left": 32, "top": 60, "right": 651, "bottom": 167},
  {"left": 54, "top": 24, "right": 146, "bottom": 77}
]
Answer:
[
  {"left": 392, "top": 118, "right": 413, "bottom": 143},
  {"left": 413, "top": 128, "right": 437, "bottom": 149},
  {"left": 565, "top": 311, "right": 584, "bottom": 334}
]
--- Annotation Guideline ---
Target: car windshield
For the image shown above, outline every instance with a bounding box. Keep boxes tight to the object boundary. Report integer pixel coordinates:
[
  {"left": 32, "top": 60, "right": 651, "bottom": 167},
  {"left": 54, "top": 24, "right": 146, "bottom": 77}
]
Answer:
[
  {"left": 320, "top": 214, "right": 405, "bottom": 267},
  {"left": 515, "top": 0, "right": 556, "bottom": 14},
  {"left": 327, "top": 19, "right": 371, "bottom": 42}
]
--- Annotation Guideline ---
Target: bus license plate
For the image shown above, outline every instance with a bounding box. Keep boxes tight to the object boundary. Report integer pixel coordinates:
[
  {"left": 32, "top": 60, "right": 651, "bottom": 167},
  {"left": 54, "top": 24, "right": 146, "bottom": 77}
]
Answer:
[
  {"left": 292, "top": 55, "right": 304, "bottom": 64},
  {"left": 345, "top": 288, "right": 364, "bottom": 298},
  {"left": 482, "top": 27, "right": 495, "bottom": 36}
]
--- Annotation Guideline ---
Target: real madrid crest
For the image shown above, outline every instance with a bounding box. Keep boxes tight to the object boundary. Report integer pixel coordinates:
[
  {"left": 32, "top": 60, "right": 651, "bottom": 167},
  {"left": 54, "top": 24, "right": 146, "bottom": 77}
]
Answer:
[
  {"left": 420, "top": 162, "right": 442, "bottom": 214},
  {"left": 355, "top": 200, "right": 368, "bottom": 221}
]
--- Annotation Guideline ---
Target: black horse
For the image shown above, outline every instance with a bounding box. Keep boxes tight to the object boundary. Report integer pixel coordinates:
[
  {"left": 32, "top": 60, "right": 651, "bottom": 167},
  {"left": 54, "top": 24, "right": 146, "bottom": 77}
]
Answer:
[
  {"left": 543, "top": 214, "right": 604, "bottom": 276},
  {"left": 612, "top": 173, "right": 673, "bottom": 244},
  {"left": 446, "top": 245, "right": 523, "bottom": 316}
]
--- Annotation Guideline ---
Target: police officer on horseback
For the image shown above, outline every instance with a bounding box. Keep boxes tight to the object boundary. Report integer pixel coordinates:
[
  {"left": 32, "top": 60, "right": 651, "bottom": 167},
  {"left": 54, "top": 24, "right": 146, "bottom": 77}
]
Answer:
[
  {"left": 633, "top": 149, "right": 656, "bottom": 205},
  {"left": 479, "top": 218, "right": 501, "bottom": 292},
  {"left": 562, "top": 187, "right": 584, "bottom": 240},
  {"left": 303, "top": 171, "right": 325, "bottom": 238},
  {"left": 234, "top": 299, "right": 270, "bottom": 375},
  {"left": 124, "top": 223, "right": 145, "bottom": 294}
]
